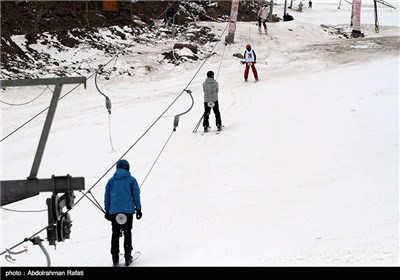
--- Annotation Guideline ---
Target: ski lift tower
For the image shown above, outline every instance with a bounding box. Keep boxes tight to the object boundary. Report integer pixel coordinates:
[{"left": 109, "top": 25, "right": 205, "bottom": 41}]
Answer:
[
  {"left": 225, "top": 0, "right": 240, "bottom": 44},
  {"left": 268, "top": 0, "right": 274, "bottom": 23},
  {"left": 374, "top": 0, "right": 397, "bottom": 33},
  {"left": 283, "top": 0, "right": 288, "bottom": 17},
  {"left": 0, "top": 76, "right": 86, "bottom": 246},
  {"left": 350, "top": 0, "right": 363, "bottom": 37}
]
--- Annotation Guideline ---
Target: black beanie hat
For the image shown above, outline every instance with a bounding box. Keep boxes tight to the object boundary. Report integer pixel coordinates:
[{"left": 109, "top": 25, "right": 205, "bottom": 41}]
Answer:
[
  {"left": 116, "top": 159, "right": 130, "bottom": 171},
  {"left": 207, "top": 71, "right": 214, "bottom": 78}
]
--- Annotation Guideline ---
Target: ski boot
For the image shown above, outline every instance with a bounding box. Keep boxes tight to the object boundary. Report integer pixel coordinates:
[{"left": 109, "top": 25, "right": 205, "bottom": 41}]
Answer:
[
  {"left": 125, "top": 255, "right": 133, "bottom": 267},
  {"left": 112, "top": 255, "right": 119, "bottom": 267},
  {"left": 203, "top": 126, "right": 210, "bottom": 133}
]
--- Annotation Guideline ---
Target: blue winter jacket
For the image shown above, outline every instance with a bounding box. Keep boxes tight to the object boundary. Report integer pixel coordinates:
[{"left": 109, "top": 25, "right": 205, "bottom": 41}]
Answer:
[{"left": 104, "top": 168, "right": 141, "bottom": 215}]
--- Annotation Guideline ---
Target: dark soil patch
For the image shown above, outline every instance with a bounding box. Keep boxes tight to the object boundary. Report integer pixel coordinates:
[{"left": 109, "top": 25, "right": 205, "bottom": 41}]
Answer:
[{"left": 0, "top": 1, "right": 261, "bottom": 79}]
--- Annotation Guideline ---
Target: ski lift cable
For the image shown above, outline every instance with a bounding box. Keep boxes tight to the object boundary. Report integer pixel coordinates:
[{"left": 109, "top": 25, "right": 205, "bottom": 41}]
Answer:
[
  {"left": 2, "top": 12, "right": 231, "bottom": 247},
  {"left": 1, "top": 13, "right": 227, "bottom": 241},
  {"left": 1, "top": 37, "right": 121, "bottom": 142},
  {"left": 0, "top": 206, "right": 46, "bottom": 213},
  {"left": 140, "top": 131, "right": 174, "bottom": 189},
  {"left": 0, "top": 1, "right": 179, "bottom": 143},
  {"left": 2, "top": 14, "right": 231, "bottom": 218},
  {"left": 0, "top": 43, "right": 119, "bottom": 143},
  {"left": 216, "top": 40, "right": 228, "bottom": 80},
  {"left": 0, "top": 77, "right": 91, "bottom": 143},
  {"left": 78, "top": 190, "right": 104, "bottom": 212},
  {"left": 0, "top": 1, "right": 197, "bottom": 144},
  {"left": 1, "top": 45, "right": 124, "bottom": 143},
  {"left": 210, "top": 21, "right": 230, "bottom": 81},
  {"left": 0, "top": 13, "right": 233, "bottom": 257},
  {"left": 139, "top": 89, "right": 194, "bottom": 189},
  {"left": 72, "top": 85, "right": 195, "bottom": 211},
  {"left": 87, "top": 190, "right": 104, "bottom": 211},
  {"left": 0, "top": 1, "right": 207, "bottom": 255},
  {"left": 0, "top": 186, "right": 106, "bottom": 258},
  {"left": 73, "top": 21, "right": 230, "bottom": 211},
  {"left": 0, "top": 86, "right": 49, "bottom": 106}
]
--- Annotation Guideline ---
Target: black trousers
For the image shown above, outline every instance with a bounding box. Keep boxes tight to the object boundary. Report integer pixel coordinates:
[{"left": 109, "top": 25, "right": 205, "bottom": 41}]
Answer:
[
  {"left": 110, "top": 213, "right": 133, "bottom": 257},
  {"left": 258, "top": 18, "right": 267, "bottom": 29},
  {"left": 203, "top": 101, "right": 222, "bottom": 128}
]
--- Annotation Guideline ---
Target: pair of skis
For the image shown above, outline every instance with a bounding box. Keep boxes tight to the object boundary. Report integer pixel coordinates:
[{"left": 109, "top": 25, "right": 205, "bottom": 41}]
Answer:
[
  {"left": 201, "top": 126, "right": 224, "bottom": 135},
  {"left": 192, "top": 113, "right": 225, "bottom": 135},
  {"left": 113, "top": 251, "right": 141, "bottom": 267}
]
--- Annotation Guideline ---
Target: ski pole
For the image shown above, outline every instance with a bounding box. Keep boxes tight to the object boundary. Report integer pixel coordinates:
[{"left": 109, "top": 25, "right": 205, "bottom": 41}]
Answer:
[{"left": 193, "top": 113, "right": 204, "bottom": 133}]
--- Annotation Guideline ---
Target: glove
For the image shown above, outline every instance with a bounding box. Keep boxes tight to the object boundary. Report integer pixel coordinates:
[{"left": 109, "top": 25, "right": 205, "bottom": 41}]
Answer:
[
  {"left": 136, "top": 210, "right": 142, "bottom": 220},
  {"left": 104, "top": 213, "right": 111, "bottom": 221}
]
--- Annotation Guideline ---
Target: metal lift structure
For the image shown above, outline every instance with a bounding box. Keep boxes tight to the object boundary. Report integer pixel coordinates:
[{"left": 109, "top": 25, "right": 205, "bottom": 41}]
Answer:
[{"left": 1, "top": 77, "right": 86, "bottom": 247}]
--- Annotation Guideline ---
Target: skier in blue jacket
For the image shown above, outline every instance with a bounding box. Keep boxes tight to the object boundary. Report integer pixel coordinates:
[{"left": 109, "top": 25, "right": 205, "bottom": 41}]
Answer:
[{"left": 104, "top": 159, "right": 142, "bottom": 266}]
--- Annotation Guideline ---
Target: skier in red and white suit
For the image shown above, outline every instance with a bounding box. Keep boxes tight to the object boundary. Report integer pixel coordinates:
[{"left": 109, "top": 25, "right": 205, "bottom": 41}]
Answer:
[{"left": 243, "top": 44, "right": 259, "bottom": 82}]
